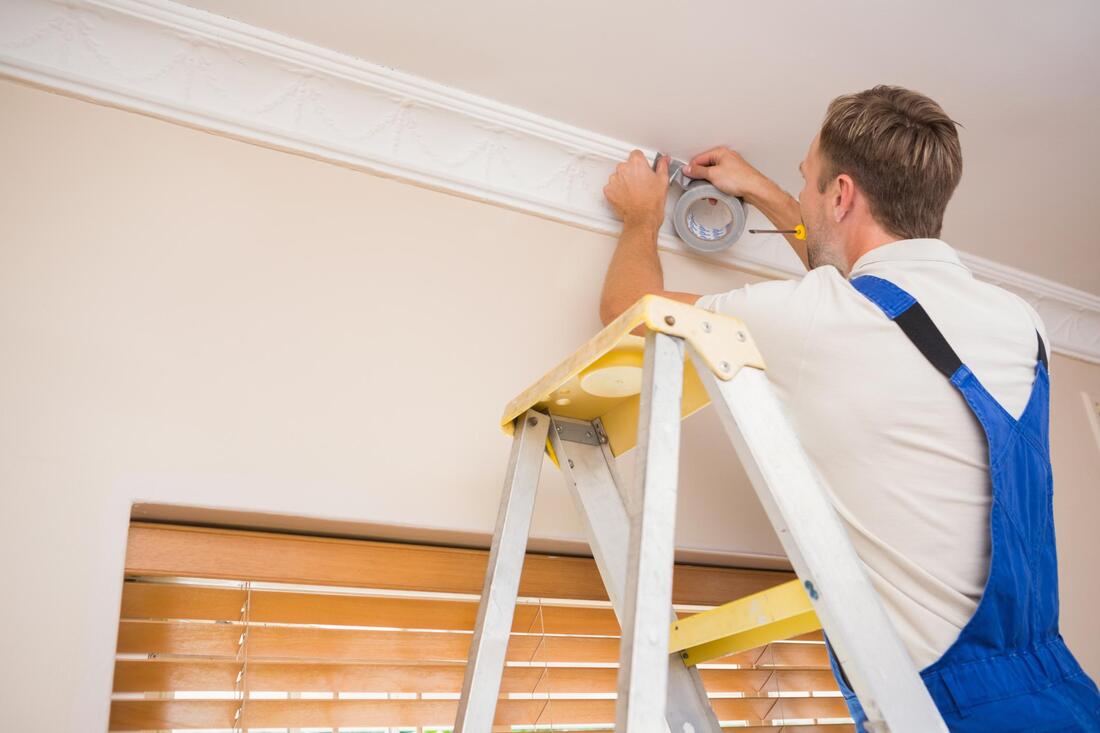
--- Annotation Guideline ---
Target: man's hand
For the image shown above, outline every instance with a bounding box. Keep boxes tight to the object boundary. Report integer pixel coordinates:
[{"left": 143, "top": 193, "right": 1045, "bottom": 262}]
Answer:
[
  {"left": 684, "top": 146, "right": 808, "bottom": 269},
  {"left": 681, "top": 147, "right": 770, "bottom": 203},
  {"left": 603, "top": 150, "right": 669, "bottom": 230}
]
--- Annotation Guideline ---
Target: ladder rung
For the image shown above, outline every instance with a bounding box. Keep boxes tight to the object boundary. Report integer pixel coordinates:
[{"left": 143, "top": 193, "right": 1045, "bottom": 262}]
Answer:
[{"left": 669, "top": 579, "right": 822, "bottom": 666}]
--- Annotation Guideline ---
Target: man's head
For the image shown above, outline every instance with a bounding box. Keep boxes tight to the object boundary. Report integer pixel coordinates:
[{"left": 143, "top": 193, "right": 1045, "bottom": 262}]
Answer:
[{"left": 798, "top": 85, "right": 963, "bottom": 273}]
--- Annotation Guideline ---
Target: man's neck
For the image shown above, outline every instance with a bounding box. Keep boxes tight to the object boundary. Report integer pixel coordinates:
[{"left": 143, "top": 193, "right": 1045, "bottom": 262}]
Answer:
[{"left": 844, "top": 227, "right": 904, "bottom": 274}]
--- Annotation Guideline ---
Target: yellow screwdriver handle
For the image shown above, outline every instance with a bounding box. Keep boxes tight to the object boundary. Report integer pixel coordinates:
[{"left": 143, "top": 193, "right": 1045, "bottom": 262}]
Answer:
[{"left": 747, "top": 224, "right": 808, "bottom": 240}]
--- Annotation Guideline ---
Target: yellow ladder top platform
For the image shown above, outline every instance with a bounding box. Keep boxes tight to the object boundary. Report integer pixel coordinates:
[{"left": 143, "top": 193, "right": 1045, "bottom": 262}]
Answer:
[{"left": 500, "top": 295, "right": 766, "bottom": 457}]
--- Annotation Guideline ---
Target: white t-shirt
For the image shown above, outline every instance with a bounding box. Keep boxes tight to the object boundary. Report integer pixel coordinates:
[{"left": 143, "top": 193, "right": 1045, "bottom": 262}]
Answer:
[{"left": 696, "top": 238, "right": 1049, "bottom": 670}]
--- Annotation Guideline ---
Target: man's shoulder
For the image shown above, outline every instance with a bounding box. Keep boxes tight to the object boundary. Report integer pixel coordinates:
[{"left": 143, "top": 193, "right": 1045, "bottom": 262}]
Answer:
[
  {"left": 963, "top": 277, "right": 1051, "bottom": 356},
  {"left": 696, "top": 265, "right": 847, "bottom": 315},
  {"left": 694, "top": 267, "right": 854, "bottom": 390},
  {"left": 982, "top": 281, "right": 1047, "bottom": 335}
]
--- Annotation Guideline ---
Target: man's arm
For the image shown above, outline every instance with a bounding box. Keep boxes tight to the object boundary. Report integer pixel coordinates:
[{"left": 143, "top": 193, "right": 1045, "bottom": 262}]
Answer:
[
  {"left": 599, "top": 217, "right": 701, "bottom": 325},
  {"left": 599, "top": 151, "right": 701, "bottom": 325}
]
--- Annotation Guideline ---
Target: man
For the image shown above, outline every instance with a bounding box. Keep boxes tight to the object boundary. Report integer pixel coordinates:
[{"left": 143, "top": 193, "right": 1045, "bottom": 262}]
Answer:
[{"left": 599, "top": 86, "right": 1100, "bottom": 730}]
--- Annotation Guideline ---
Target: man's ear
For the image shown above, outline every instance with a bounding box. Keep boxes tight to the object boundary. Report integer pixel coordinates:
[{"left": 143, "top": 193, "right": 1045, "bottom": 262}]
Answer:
[{"left": 834, "top": 173, "right": 856, "bottom": 223}]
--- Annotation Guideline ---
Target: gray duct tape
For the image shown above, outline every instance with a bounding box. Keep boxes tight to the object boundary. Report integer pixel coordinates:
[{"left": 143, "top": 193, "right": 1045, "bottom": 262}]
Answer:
[
  {"left": 656, "top": 155, "right": 746, "bottom": 253},
  {"left": 672, "top": 181, "right": 747, "bottom": 253}
]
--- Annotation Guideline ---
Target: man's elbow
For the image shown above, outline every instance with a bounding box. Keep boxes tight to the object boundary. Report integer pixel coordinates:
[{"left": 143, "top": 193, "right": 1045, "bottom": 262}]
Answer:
[
  {"left": 601, "top": 290, "right": 702, "bottom": 326},
  {"left": 600, "top": 291, "right": 645, "bottom": 326},
  {"left": 599, "top": 297, "right": 621, "bottom": 327}
]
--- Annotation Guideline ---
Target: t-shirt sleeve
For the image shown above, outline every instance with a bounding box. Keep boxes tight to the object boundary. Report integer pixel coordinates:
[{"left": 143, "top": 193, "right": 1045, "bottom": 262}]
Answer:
[{"left": 695, "top": 275, "right": 821, "bottom": 400}]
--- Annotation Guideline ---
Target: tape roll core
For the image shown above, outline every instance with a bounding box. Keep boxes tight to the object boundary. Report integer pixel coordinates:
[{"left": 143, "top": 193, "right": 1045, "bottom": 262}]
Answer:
[
  {"left": 672, "top": 180, "right": 746, "bottom": 253},
  {"left": 686, "top": 197, "right": 733, "bottom": 241}
]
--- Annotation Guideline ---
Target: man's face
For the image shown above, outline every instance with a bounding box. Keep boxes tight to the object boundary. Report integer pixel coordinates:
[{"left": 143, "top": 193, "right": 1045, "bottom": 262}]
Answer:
[{"left": 799, "top": 135, "right": 846, "bottom": 271}]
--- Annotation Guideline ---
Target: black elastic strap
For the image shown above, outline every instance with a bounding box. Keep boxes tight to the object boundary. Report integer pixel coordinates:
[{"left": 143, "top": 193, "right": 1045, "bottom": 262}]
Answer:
[{"left": 893, "top": 302, "right": 964, "bottom": 379}]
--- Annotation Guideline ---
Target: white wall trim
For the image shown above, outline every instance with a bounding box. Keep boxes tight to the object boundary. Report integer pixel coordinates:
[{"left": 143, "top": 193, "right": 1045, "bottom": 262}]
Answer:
[
  {"left": 3, "top": 0, "right": 1099, "bottom": 363},
  {"left": 1082, "top": 392, "right": 1100, "bottom": 454}
]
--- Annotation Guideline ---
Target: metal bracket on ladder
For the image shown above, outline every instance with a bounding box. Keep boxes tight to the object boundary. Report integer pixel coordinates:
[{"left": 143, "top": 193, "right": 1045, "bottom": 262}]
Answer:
[{"left": 456, "top": 295, "right": 949, "bottom": 733}]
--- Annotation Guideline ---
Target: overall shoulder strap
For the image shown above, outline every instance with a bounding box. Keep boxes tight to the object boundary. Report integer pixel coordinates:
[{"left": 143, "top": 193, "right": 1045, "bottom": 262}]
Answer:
[
  {"left": 851, "top": 275, "right": 1050, "bottom": 377},
  {"left": 850, "top": 274, "right": 962, "bottom": 379}
]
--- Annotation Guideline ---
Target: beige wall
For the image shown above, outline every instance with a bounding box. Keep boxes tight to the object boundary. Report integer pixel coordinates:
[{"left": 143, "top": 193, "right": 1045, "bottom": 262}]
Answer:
[{"left": 1, "top": 79, "right": 1098, "bottom": 729}]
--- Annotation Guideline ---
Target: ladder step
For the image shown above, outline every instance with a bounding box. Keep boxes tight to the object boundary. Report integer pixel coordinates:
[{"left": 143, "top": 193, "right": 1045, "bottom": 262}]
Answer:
[{"left": 670, "top": 579, "right": 822, "bottom": 666}]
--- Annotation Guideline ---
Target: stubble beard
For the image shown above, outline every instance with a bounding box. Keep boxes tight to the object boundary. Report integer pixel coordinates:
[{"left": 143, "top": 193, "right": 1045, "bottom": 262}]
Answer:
[{"left": 805, "top": 227, "right": 848, "bottom": 274}]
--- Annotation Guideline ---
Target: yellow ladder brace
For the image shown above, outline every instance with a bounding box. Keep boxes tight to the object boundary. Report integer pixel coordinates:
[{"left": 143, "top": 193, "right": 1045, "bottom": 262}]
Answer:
[{"left": 669, "top": 579, "right": 823, "bottom": 667}]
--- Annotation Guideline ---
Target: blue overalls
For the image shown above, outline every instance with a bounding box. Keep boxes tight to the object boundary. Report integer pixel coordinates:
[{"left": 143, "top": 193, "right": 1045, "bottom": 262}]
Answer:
[{"left": 823, "top": 275, "right": 1100, "bottom": 732}]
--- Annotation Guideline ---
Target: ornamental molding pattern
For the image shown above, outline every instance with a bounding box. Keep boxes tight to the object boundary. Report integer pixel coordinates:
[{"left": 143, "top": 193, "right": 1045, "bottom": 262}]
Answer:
[{"left": 2, "top": 0, "right": 1098, "bottom": 363}]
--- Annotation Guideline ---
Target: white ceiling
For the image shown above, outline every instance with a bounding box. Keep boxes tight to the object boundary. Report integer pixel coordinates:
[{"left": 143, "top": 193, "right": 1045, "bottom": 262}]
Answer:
[{"left": 183, "top": 0, "right": 1100, "bottom": 293}]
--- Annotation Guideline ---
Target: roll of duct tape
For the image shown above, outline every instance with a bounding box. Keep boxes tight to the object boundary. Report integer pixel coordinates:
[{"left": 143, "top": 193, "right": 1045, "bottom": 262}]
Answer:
[
  {"left": 671, "top": 180, "right": 747, "bottom": 253},
  {"left": 654, "top": 155, "right": 747, "bottom": 254}
]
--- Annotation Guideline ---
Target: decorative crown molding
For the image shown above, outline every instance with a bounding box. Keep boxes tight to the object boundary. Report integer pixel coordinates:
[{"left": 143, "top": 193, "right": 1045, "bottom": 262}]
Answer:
[{"left": 2, "top": 0, "right": 1098, "bottom": 363}]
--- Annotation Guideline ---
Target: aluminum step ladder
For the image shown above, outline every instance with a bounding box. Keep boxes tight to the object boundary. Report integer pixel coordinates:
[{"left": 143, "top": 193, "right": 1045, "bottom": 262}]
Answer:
[{"left": 453, "top": 295, "right": 948, "bottom": 733}]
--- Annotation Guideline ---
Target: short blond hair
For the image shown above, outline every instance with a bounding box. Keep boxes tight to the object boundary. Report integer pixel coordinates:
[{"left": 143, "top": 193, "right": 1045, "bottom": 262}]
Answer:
[{"left": 819, "top": 86, "right": 962, "bottom": 239}]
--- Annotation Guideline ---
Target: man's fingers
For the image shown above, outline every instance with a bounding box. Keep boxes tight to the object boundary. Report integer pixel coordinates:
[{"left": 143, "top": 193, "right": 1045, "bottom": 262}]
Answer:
[
  {"left": 656, "top": 155, "right": 669, "bottom": 177},
  {"left": 682, "top": 163, "right": 710, "bottom": 181},
  {"left": 690, "top": 147, "right": 725, "bottom": 167},
  {"left": 685, "top": 146, "right": 732, "bottom": 177}
]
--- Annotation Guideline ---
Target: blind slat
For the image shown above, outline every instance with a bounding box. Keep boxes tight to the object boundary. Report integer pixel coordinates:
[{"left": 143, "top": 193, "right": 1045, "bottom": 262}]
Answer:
[
  {"left": 109, "top": 697, "right": 854, "bottom": 730},
  {"left": 114, "top": 659, "right": 837, "bottom": 694},
  {"left": 120, "top": 581, "right": 824, "bottom": 640},
  {"left": 120, "top": 581, "right": 620, "bottom": 635},
  {"left": 117, "top": 620, "right": 828, "bottom": 667},
  {"left": 126, "top": 523, "right": 794, "bottom": 606}
]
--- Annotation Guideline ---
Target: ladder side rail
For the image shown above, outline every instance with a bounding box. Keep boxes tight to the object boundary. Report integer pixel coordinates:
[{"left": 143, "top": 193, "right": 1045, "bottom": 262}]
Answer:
[
  {"left": 454, "top": 410, "right": 550, "bottom": 732},
  {"left": 550, "top": 420, "right": 722, "bottom": 733},
  {"left": 615, "top": 331, "right": 686, "bottom": 732},
  {"left": 690, "top": 356, "right": 948, "bottom": 733}
]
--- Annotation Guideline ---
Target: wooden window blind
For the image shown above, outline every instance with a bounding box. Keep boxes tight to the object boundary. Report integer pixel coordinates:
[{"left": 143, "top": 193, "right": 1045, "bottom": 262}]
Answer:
[{"left": 111, "top": 523, "right": 853, "bottom": 732}]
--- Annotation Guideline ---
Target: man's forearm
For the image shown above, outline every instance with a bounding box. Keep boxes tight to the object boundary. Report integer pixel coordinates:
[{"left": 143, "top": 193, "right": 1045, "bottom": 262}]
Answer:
[
  {"left": 747, "top": 179, "right": 808, "bottom": 270},
  {"left": 599, "top": 218, "right": 663, "bottom": 325}
]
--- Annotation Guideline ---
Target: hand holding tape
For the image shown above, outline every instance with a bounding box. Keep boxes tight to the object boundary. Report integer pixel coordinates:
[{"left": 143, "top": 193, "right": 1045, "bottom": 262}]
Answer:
[{"left": 656, "top": 154, "right": 747, "bottom": 253}]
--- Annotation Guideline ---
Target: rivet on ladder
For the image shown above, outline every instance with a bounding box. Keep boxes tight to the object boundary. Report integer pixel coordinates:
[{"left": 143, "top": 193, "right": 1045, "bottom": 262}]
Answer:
[
  {"left": 702, "top": 321, "right": 711, "bottom": 333},
  {"left": 527, "top": 416, "right": 538, "bottom": 426},
  {"left": 736, "top": 331, "right": 747, "bottom": 342},
  {"left": 719, "top": 361, "right": 731, "bottom": 372},
  {"left": 664, "top": 315, "right": 676, "bottom": 326},
  {"left": 567, "top": 459, "right": 575, "bottom": 469}
]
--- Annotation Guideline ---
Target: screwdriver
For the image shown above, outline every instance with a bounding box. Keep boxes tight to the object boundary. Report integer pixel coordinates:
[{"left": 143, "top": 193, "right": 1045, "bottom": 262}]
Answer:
[{"left": 749, "top": 224, "right": 807, "bottom": 241}]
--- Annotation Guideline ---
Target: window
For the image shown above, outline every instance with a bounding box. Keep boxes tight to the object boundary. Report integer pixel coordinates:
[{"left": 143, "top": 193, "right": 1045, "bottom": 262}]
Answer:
[{"left": 111, "top": 523, "right": 850, "bottom": 731}]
